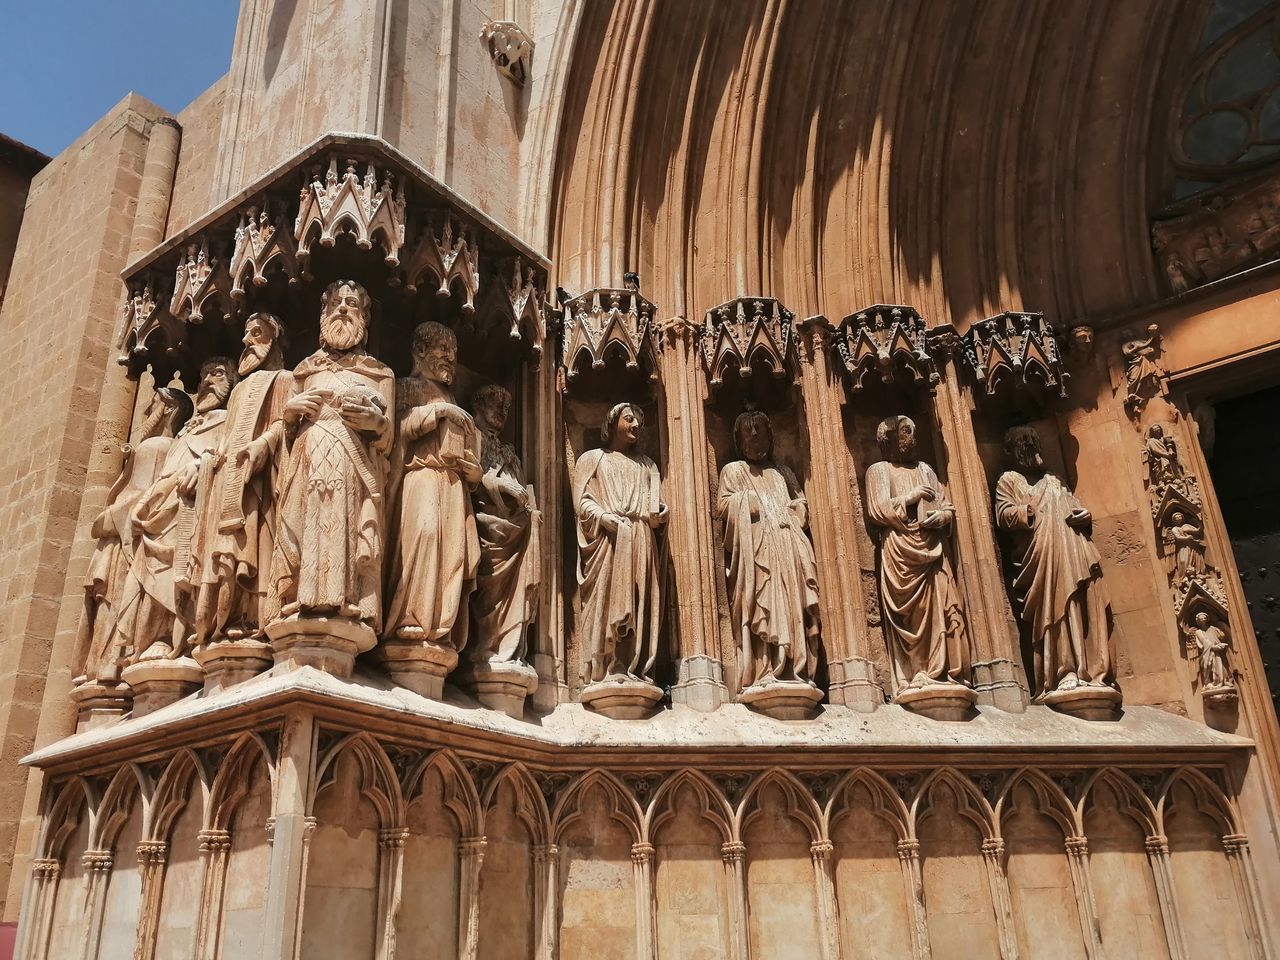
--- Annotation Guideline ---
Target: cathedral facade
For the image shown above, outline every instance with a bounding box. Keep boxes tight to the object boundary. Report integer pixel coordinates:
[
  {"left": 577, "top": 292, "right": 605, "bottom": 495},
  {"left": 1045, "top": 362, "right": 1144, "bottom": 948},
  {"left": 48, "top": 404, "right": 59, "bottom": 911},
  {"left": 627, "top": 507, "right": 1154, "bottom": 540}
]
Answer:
[{"left": 1, "top": 1, "right": 1279, "bottom": 957}]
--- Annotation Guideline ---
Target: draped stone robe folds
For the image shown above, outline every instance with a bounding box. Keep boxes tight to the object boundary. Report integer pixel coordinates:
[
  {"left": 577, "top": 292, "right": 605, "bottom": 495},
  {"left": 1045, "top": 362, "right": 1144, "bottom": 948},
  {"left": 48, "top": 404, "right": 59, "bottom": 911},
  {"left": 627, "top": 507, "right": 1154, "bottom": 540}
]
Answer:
[
  {"left": 995, "top": 470, "right": 1114, "bottom": 695},
  {"left": 717, "top": 460, "right": 820, "bottom": 687},
  {"left": 471, "top": 429, "right": 540, "bottom": 663},
  {"left": 573, "top": 449, "right": 663, "bottom": 683},
  {"left": 113, "top": 412, "right": 229, "bottom": 658},
  {"left": 865, "top": 459, "right": 969, "bottom": 691},
  {"left": 193, "top": 368, "right": 294, "bottom": 643},
  {"left": 383, "top": 377, "right": 481, "bottom": 648},
  {"left": 272, "top": 351, "right": 394, "bottom": 629}
]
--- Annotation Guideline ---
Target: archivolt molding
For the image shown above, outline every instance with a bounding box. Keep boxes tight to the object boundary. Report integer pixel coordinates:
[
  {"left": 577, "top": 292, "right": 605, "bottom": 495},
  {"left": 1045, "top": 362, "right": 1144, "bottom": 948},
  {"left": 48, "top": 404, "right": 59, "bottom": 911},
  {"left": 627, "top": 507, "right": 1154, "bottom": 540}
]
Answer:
[
  {"left": 206, "top": 731, "right": 277, "bottom": 833},
  {"left": 310, "top": 731, "right": 405, "bottom": 829},
  {"left": 551, "top": 769, "right": 643, "bottom": 845}
]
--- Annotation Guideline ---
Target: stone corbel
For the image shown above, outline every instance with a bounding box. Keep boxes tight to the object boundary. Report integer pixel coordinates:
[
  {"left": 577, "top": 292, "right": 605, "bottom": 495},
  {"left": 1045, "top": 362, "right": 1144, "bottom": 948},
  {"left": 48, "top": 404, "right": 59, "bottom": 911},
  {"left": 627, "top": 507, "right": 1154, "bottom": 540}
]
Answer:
[
  {"left": 229, "top": 205, "right": 301, "bottom": 300},
  {"left": 959, "top": 310, "right": 1069, "bottom": 400},
  {"left": 835, "top": 303, "right": 939, "bottom": 392},
  {"left": 699, "top": 296, "right": 795, "bottom": 388},
  {"left": 558, "top": 287, "right": 660, "bottom": 391},
  {"left": 295, "top": 158, "right": 407, "bottom": 281},
  {"left": 170, "top": 239, "right": 233, "bottom": 324},
  {"left": 395, "top": 218, "right": 480, "bottom": 313},
  {"left": 481, "top": 20, "right": 534, "bottom": 86}
]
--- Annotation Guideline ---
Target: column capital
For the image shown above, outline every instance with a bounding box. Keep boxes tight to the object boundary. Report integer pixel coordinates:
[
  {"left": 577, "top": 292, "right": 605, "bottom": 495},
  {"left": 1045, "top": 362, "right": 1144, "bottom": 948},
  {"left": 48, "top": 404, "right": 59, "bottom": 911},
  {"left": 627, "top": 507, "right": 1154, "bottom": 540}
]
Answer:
[
  {"left": 459, "top": 836, "right": 488, "bottom": 857},
  {"left": 630, "top": 841, "right": 655, "bottom": 865},
  {"left": 1064, "top": 836, "right": 1089, "bottom": 857},
  {"left": 532, "top": 843, "right": 560, "bottom": 864},
  {"left": 198, "top": 828, "right": 231, "bottom": 853},
  {"left": 796, "top": 314, "right": 834, "bottom": 362},
  {"left": 1222, "top": 833, "right": 1250, "bottom": 853},
  {"left": 896, "top": 838, "right": 921, "bottom": 861},
  {"left": 721, "top": 840, "right": 746, "bottom": 863},
  {"left": 379, "top": 827, "right": 410, "bottom": 850},
  {"left": 809, "top": 839, "right": 834, "bottom": 861},
  {"left": 136, "top": 840, "right": 168, "bottom": 865},
  {"left": 980, "top": 837, "right": 1005, "bottom": 858},
  {"left": 82, "top": 850, "right": 114, "bottom": 873},
  {"left": 1145, "top": 834, "right": 1170, "bottom": 855}
]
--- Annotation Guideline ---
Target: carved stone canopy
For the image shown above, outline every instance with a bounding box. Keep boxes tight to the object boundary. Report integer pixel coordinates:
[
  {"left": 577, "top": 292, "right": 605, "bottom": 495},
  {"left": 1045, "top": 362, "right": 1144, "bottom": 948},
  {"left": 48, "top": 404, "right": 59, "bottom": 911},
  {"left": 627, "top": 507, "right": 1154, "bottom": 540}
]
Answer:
[
  {"left": 558, "top": 287, "right": 659, "bottom": 390},
  {"left": 960, "top": 311, "right": 1068, "bottom": 400},
  {"left": 835, "top": 304, "right": 939, "bottom": 392},
  {"left": 295, "top": 158, "right": 407, "bottom": 281},
  {"left": 117, "top": 134, "right": 549, "bottom": 385},
  {"left": 480, "top": 20, "right": 534, "bottom": 87},
  {"left": 700, "top": 296, "right": 795, "bottom": 388}
]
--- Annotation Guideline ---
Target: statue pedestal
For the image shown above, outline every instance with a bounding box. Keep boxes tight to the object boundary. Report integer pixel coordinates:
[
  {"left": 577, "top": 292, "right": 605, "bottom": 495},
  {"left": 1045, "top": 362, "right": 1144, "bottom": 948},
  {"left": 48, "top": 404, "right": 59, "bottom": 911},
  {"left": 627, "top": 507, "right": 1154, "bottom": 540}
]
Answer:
[
  {"left": 581, "top": 678, "right": 663, "bottom": 720},
  {"left": 1042, "top": 684, "right": 1122, "bottom": 720},
  {"left": 457, "top": 660, "right": 538, "bottom": 718},
  {"left": 69, "top": 680, "right": 132, "bottom": 732},
  {"left": 738, "top": 680, "right": 824, "bottom": 720},
  {"left": 895, "top": 682, "right": 978, "bottom": 721},
  {"left": 121, "top": 657, "right": 204, "bottom": 717},
  {"left": 194, "top": 639, "right": 274, "bottom": 692},
  {"left": 1202, "top": 684, "right": 1239, "bottom": 708},
  {"left": 266, "top": 615, "right": 376, "bottom": 678},
  {"left": 376, "top": 638, "right": 457, "bottom": 699}
]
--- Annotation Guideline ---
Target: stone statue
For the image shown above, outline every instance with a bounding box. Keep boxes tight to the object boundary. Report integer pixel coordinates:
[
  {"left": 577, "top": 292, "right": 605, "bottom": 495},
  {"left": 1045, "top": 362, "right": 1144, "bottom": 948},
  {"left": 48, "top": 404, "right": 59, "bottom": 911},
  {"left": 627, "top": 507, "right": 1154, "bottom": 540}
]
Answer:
[
  {"left": 77, "top": 387, "right": 192, "bottom": 684},
  {"left": 381, "top": 322, "right": 482, "bottom": 694},
  {"left": 269, "top": 280, "right": 394, "bottom": 669},
  {"left": 192, "top": 313, "right": 294, "bottom": 653},
  {"left": 114, "top": 357, "right": 236, "bottom": 665},
  {"left": 1168, "top": 511, "right": 1207, "bottom": 580},
  {"left": 865, "top": 416, "right": 973, "bottom": 715},
  {"left": 1144, "top": 423, "right": 1180, "bottom": 486},
  {"left": 1121, "top": 324, "right": 1164, "bottom": 417},
  {"left": 573, "top": 402, "right": 667, "bottom": 716},
  {"left": 469, "top": 384, "right": 540, "bottom": 665},
  {"left": 716, "top": 411, "right": 821, "bottom": 709},
  {"left": 1188, "top": 611, "right": 1235, "bottom": 700},
  {"left": 995, "top": 425, "right": 1119, "bottom": 715}
]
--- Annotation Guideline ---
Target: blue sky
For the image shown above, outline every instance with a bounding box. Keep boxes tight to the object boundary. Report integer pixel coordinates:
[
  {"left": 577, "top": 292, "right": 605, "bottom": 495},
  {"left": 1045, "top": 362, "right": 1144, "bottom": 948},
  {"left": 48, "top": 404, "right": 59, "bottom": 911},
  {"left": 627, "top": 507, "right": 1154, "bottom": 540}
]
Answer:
[{"left": 0, "top": 0, "right": 240, "bottom": 157}]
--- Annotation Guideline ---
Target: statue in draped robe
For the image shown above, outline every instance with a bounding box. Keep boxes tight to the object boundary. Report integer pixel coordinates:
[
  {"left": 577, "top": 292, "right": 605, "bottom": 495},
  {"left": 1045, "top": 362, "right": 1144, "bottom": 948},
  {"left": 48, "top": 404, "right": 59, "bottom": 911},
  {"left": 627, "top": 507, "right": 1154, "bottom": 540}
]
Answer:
[
  {"left": 573, "top": 403, "right": 667, "bottom": 685},
  {"left": 192, "top": 313, "right": 294, "bottom": 647},
  {"left": 1189, "top": 611, "right": 1233, "bottom": 695},
  {"left": 271, "top": 281, "right": 394, "bottom": 634},
  {"left": 383, "top": 322, "right": 482, "bottom": 654},
  {"left": 114, "top": 358, "right": 236, "bottom": 663},
  {"left": 995, "top": 425, "right": 1117, "bottom": 700},
  {"left": 865, "top": 415, "right": 971, "bottom": 696},
  {"left": 77, "top": 387, "right": 192, "bottom": 683},
  {"left": 469, "top": 384, "right": 540, "bottom": 666},
  {"left": 716, "top": 410, "right": 820, "bottom": 689}
]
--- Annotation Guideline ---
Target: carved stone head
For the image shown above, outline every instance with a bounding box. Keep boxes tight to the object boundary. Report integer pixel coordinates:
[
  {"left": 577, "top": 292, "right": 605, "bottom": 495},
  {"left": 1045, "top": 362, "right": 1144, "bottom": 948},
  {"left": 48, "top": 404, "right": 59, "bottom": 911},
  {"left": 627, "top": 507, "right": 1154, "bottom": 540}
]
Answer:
[
  {"left": 602, "top": 402, "right": 643, "bottom": 451},
  {"left": 239, "top": 312, "right": 284, "bottom": 376},
  {"left": 194, "top": 356, "right": 237, "bottom": 413},
  {"left": 734, "top": 410, "right": 773, "bottom": 463},
  {"left": 143, "top": 386, "right": 194, "bottom": 440},
  {"left": 1003, "top": 424, "right": 1045, "bottom": 473},
  {"left": 473, "top": 383, "right": 511, "bottom": 431},
  {"left": 319, "top": 279, "right": 371, "bottom": 351},
  {"left": 876, "top": 415, "right": 917, "bottom": 464},
  {"left": 411, "top": 321, "right": 458, "bottom": 385}
]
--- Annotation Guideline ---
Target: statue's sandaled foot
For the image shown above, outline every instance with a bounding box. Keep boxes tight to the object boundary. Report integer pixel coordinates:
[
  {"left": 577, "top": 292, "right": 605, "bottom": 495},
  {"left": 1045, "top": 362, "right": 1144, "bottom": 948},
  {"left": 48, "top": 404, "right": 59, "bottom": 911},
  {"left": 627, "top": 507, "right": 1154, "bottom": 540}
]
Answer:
[
  {"left": 395, "top": 625, "right": 427, "bottom": 641},
  {"left": 1058, "top": 672, "right": 1081, "bottom": 692}
]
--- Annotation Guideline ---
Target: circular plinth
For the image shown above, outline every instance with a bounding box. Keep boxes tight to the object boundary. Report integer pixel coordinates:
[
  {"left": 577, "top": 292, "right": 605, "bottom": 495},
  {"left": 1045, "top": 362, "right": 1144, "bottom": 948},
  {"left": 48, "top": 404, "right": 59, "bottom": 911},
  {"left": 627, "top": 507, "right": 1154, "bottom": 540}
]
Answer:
[
  {"left": 1202, "top": 684, "right": 1239, "bottom": 708},
  {"left": 458, "top": 660, "right": 538, "bottom": 718},
  {"left": 193, "top": 638, "right": 274, "bottom": 691},
  {"left": 738, "top": 680, "right": 824, "bottom": 720},
  {"left": 121, "top": 656, "right": 204, "bottom": 717},
  {"left": 581, "top": 678, "right": 663, "bottom": 720},
  {"left": 69, "top": 679, "right": 132, "bottom": 731},
  {"left": 266, "top": 615, "right": 376, "bottom": 677},
  {"left": 376, "top": 639, "right": 458, "bottom": 699},
  {"left": 1042, "top": 683, "right": 1122, "bottom": 720},
  {"left": 895, "top": 682, "right": 978, "bottom": 721}
]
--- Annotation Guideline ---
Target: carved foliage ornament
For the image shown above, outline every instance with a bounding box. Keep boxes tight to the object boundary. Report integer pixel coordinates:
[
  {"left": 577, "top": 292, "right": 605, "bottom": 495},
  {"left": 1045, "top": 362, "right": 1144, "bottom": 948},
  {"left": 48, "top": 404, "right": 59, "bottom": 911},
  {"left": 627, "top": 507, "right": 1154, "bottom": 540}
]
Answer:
[
  {"left": 500, "top": 256, "right": 545, "bottom": 357},
  {"left": 559, "top": 288, "right": 659, "bottom": 390},
  {"left": 700, "top": 296, "right": 794, "bottom": 387},
  {"left": 119, "top": 282, "right": 184, "bottom": 370},
  {"left": 480, "top": 20, "right": 534, "bottom": 86},
  {"left": 835, "top": 304, "right": 939, "bottom": 392},
  {"left": 961, "top": 311, "right": 1068, "bottom": 399},
  {"left": 295, "top": 158, "right": 407, "bottom": 280}
]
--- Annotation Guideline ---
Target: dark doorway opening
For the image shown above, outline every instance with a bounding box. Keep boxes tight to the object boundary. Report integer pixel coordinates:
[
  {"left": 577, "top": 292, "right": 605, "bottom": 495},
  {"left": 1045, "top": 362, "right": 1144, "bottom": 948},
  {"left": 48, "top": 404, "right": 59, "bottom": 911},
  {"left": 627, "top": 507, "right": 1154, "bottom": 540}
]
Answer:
[{"left": 1206, "top": 384, "right": 1280, "bottom": 724}]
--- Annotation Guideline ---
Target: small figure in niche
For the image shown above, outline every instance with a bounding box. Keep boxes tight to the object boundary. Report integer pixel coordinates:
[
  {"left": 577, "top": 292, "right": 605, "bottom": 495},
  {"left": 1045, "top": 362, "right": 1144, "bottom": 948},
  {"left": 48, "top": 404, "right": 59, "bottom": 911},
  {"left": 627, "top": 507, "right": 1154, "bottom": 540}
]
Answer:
[
  {"left": 1144, "top": 423, "right": 1181, "bottom": 487},
  {"left": 1187, "top": 611, "right": 1235, "bottom": 698},
  {"left": 1167, "top": 511, "right": 1207, "bottom": 580},
  {"left": 1121, "top": 324, "right": 1165, "bottom": 417}
]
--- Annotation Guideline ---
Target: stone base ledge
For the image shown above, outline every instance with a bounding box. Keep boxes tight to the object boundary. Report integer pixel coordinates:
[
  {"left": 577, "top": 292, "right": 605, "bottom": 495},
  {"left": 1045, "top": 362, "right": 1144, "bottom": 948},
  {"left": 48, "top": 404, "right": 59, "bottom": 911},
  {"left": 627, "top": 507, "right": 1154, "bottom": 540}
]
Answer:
[{"left": 23, "top": 666, "right": 1252, "bottom": 774}]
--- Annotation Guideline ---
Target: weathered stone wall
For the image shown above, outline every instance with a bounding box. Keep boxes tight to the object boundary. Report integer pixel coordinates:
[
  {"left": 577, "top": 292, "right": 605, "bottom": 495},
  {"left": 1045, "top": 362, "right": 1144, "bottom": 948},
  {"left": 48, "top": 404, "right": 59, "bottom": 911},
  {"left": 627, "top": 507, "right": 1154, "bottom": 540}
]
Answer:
[{"left": 0, "top": 94, "right": 167, "bottom": 921}]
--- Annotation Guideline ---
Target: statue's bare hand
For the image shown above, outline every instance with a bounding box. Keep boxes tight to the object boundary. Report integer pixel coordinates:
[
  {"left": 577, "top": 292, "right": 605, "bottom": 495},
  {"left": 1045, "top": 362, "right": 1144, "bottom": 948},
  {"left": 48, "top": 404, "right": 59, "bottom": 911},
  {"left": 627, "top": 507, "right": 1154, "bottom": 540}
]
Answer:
[
  {"left": 1066, "top": 508, "right": 1091, "bottom": 528},
  {"left": 237, "top": 439, "right": 269, "bottom": 475},
  {"left": 921, "top": 509, "right": 949, "bottom": 530},
  {"left": 599, "top": 513, "right": 622, "bottom": 535},
  {"left": 437, "top": 404, "right": 472, "bottom": 427},
  {"left": 648, "top": 503, "right": 669, "bottom": 529},
  {"left": 340, "top": 399, "right": 385, "bottom": 433},
  {"left": 284, "top": 390, "right": 323, "bottom": 424},
  {"left": 177, "top": 462, "right": 200, "bottom": 497},
  {"left": 454, "top": 450, "right": 483, "bottom": 484},
  {"left": 1025, "top": 504, "right": 1036, "bottom": 527}
]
